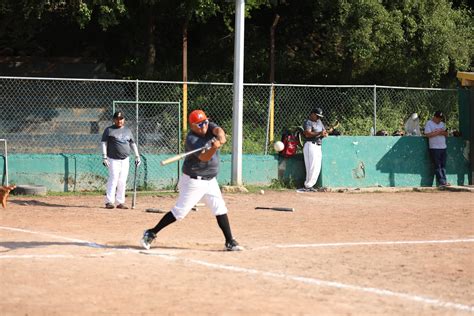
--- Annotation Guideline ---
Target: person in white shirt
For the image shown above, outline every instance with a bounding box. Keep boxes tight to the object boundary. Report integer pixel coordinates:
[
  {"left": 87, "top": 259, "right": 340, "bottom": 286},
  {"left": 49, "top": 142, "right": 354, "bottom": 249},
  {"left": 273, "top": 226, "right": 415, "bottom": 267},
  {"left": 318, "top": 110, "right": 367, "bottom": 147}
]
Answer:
[{"left": 424, "top": 110, "right": 450, "bottom": 187}]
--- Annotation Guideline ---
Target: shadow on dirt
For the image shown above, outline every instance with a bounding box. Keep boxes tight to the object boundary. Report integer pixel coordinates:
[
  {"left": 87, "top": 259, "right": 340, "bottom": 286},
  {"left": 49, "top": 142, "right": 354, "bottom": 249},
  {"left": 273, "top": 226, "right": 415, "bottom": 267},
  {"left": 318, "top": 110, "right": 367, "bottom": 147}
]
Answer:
[{"left": 8, "top": 199, "right": 91, "bottom": 208}]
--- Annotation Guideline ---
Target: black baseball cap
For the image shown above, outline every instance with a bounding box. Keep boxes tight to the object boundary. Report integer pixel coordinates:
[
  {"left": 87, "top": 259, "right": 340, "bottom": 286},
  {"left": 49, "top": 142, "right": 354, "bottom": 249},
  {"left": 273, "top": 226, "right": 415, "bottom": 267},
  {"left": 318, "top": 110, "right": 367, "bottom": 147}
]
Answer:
[
  {"left": 113, "top": 111, "right": 125, "bottom": 119},
  {"left": 434, "top": 110, "right": 444, "bottom": 118},
  {"left": 311, "top": 108, "right": 324, "bottom": 117}
]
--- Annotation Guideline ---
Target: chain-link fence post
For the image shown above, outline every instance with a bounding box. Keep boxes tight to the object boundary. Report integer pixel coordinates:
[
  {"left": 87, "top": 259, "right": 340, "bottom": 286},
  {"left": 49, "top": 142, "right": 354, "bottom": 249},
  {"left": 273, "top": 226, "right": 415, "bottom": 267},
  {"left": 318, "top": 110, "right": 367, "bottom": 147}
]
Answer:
[{"left": 373, "top": 85, "right": 377, "bottom": 135}]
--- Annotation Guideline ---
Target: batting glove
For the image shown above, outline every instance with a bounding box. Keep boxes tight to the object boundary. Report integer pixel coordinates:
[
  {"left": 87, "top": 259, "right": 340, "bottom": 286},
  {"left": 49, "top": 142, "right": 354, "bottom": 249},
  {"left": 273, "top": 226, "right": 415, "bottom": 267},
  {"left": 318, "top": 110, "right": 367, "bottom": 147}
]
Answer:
[
  {"left": 102, "top": 157, "right": 110, "bottom": 167},
  {"left": 204, "top": 137, "right": 217, "bottom": 150},
  {"left": 135, "top": 156, "right": 141, "bottom": 167}
]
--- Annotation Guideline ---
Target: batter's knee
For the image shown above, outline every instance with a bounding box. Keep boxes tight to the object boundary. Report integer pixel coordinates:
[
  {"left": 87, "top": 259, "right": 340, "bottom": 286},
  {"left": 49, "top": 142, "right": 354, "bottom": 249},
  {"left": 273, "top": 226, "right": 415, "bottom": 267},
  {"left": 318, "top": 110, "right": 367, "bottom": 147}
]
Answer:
[
  {"left": 213, "top": 207, "right": 228, "bottom": 217},
  {"left": 171, "top": 207, "right": 189, "bottom": 221}
]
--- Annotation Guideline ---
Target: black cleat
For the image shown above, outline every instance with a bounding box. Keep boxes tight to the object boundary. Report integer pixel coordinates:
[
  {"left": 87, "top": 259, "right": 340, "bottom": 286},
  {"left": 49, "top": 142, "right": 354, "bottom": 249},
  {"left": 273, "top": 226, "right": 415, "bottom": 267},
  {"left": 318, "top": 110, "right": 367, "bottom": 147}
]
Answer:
[
  {"left": 225, "top": 239, "right": 244, "bottom": 251},
  {"left": 140, "top": 230, "right": 156, "bottom": 250}
]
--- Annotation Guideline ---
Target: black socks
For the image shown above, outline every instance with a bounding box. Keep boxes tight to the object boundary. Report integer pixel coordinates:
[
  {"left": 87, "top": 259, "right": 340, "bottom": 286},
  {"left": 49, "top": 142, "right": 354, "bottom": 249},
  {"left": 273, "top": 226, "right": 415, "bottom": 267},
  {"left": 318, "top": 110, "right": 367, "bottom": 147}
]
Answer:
[
  {"left": 150, "top": 211, "right": 176, "bottom": 234},
  {"left": 216, "top": 214, "right": 233, "bottom": 243},
  {"left": 149, "top": 212, "right": 233, "bottom": 243}
]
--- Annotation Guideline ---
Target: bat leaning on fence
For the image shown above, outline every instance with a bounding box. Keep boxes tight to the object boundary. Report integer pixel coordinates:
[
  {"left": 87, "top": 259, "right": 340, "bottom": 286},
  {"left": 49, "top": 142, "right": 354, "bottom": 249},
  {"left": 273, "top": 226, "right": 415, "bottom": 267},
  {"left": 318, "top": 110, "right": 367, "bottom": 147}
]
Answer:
[{"left": 131, "top": 164, "right": 138, "bottom": 209}]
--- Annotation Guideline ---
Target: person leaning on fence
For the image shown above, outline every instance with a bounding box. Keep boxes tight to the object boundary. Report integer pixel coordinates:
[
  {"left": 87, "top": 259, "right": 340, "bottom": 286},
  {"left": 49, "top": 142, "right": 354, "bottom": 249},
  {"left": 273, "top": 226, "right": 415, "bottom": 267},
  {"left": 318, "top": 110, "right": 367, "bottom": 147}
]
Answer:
[
  {"left": 424, "top": 110, "right": 450, "bottom": 187},
  {"left": 298, "top": 108, "right": 328, "bottom": 192},
  {"left": 101, "top": 111, "right": 141, "bottom": 209}
]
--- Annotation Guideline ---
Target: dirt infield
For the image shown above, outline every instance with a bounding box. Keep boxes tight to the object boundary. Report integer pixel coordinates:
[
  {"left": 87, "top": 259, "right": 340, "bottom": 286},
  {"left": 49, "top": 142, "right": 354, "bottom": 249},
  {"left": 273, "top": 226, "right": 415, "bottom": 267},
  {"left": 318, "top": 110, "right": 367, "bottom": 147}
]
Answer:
[{"left": 1, "top": 190, "right": 473, "bottom": 315}]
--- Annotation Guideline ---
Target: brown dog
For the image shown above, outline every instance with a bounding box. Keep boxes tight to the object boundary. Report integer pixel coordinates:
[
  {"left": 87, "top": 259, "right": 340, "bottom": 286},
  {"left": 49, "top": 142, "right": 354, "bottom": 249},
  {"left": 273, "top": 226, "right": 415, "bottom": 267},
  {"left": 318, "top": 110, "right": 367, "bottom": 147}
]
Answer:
[{"left": 1, "top": 185, "right": 16, "bottom": 208}]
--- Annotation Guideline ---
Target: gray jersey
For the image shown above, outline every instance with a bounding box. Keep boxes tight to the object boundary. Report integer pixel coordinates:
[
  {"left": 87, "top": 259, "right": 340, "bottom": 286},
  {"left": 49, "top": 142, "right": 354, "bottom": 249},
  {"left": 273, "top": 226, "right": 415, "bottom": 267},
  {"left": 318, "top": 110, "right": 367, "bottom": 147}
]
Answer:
[
  {"left": 182, "top": 122, "right": 220, "bottom": 178},
  {"left": 303, "top": 119, "right": 325, "bottom": 144},
  {"left": 101, "top": 125, "right": 136, "bottom": 159}
]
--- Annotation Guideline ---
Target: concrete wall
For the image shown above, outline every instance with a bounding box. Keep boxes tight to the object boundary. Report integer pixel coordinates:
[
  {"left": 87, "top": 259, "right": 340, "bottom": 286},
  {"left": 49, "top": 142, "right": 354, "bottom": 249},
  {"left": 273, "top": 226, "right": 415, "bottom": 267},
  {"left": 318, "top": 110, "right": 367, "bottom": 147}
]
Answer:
[
  {"left": 279, "top": 136, "right": 470, "bottom": 188},
  {"left": 1, "top": 136, "right": 470, "bottom": 191},
  {"left": 0, "top": 154, "right": 280, "bottom": 192}
]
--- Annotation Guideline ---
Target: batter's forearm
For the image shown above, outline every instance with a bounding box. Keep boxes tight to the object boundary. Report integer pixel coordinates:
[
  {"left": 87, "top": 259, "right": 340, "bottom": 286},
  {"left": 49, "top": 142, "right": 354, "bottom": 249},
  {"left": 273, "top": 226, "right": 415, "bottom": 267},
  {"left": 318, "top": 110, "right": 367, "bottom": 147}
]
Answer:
[
  {"left": 199, "top": 138, "right": 221, "bottom": 162},
  {"left": 199, "top": 147, "right": 218, "bottom": 162}
]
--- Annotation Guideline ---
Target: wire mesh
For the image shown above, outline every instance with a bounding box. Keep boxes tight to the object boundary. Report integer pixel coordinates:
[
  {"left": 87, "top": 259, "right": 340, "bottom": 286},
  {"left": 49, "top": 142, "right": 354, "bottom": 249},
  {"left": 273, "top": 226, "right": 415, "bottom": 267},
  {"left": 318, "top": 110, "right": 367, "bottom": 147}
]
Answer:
[
  {"left": 111, "top": 100, "right": 181, "bottom": 189},
  {"left": 0, "top": 77, "right": 458, "bottom": 190}
]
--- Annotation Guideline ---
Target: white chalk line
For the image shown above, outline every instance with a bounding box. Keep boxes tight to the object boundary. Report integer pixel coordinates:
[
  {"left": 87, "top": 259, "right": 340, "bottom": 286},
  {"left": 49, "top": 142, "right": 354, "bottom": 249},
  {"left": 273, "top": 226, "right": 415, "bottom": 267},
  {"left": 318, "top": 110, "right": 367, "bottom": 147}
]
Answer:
[
  {"left": 1, "top": 225, "right": 473, "bottom": 313},
  {"left": 181, "top": 258, "right": 474, "bottom": 313},
  {"left": 272, "top": 238, "right": 474, "bottom": 249},
  {"left": 0, "top": 252, "right": 116, "bottom": 259},
  {"left": 0, "top": 226, "right": 105, "bottom": 249}
]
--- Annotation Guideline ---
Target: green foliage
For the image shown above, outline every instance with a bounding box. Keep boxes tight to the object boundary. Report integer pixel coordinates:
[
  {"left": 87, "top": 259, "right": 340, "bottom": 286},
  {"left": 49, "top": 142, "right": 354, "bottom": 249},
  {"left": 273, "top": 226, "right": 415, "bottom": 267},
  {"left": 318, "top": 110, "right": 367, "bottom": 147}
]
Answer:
[
  {"left": 0, "top": 0, "right": 471, "bottom": 86},
  {"left": 269, "top": 177, "right": 297, "bottom": 189}
]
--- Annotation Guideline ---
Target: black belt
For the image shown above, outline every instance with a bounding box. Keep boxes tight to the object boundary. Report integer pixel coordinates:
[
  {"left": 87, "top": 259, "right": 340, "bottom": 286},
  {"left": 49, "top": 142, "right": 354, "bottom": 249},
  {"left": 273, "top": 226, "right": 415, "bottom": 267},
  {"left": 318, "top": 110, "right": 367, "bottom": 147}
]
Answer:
[{"left": 188, "top": 175, "right": 214, "bottom": 180}]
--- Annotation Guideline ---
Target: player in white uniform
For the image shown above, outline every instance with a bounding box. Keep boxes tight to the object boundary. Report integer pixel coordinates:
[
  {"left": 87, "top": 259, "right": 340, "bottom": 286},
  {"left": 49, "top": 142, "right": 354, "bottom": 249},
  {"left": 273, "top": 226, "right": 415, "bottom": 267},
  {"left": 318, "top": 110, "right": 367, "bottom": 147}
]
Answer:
[
  {"left": 299, "top": 108, "right": 328, "bottom": 192},
  {"left": 424, "top": 110, "right": 450, "bottom": 187},
  {"left": 140, "top": 109, "right": 243, "bottom": 251}
]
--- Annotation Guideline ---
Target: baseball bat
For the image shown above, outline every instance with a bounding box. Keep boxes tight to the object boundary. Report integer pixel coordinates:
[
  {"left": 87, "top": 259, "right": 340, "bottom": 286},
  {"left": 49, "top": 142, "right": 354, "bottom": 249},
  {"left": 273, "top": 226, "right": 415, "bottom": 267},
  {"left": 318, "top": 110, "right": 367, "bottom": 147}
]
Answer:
[
  {"left": 145, "top": 208, "right": 166, "bottom": 213},
  {"left": 160, "top": 144, "right": 209, "bottom": 166},
  {"left": 131, "top": 164, "right": 138, "bottom": 209},
  {"left": 255, "top": 206, "right": 294, "bottom": 212}
]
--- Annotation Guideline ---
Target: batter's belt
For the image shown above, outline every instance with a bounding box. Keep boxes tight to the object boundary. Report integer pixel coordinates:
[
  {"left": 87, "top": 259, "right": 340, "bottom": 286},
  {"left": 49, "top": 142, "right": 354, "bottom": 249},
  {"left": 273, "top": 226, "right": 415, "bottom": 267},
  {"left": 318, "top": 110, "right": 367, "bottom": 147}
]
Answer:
[{"left": 187, "top": 174, "right": 214, "bottom": 180}]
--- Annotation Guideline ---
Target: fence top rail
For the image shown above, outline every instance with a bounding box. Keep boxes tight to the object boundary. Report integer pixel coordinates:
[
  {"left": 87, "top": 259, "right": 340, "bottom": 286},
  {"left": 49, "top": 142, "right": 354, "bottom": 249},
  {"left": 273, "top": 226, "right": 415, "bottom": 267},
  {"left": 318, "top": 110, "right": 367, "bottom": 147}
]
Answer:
[
  {"left": 0, "top": 76, "right": 456, "bottom": 91},
  {"left": 0, "top": 76, "right": 133, "bottom": 83},
  {"left": 375, "top": 85, "right": 456, "bottom": 91},
  {"left": 113, "top": 101, "right": 181, "bottom": 105}
]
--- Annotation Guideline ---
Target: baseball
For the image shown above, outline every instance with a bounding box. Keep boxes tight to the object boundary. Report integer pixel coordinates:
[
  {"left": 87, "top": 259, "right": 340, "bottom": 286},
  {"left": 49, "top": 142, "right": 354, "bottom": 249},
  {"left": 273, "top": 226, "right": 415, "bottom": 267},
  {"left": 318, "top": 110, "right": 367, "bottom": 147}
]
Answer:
[
  {"left": 260, "top": 190, "right": 265, "bottom": 195},
  {"left": 273, "top": 141, "right": 284, "bottom": 152}
]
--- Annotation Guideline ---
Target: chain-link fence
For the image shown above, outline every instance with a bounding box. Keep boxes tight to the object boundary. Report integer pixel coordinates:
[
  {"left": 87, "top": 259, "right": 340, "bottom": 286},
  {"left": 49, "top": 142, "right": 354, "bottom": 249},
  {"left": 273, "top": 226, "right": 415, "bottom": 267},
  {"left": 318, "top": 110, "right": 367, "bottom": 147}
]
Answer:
[{"left": 0, "top": 77, "right": 458, "bottom": 188}]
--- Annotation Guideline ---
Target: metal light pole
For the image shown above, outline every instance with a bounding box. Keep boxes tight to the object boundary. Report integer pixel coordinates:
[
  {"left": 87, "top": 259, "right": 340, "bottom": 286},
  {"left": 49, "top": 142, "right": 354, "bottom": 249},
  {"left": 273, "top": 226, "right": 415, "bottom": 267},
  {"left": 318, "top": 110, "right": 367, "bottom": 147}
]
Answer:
[{"left": 231, "top": 0, "right": 245, "bottom": 185}]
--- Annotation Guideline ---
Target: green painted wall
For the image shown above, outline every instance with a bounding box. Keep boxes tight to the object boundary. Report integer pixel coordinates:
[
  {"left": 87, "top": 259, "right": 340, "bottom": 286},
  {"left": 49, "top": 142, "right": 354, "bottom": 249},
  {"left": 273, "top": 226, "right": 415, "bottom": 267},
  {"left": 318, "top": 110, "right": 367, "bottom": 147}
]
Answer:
[
  {"left": 1, "top": 137, "right": 470, "bottom": 191},
  {"left": 278, "top": 136, "right": 470, "bottom": 188},
  {"left": 0, "top": 154, "right": 279, "bottom": 192},
  {"left": 458, "top": 88, "right": 471, "bottom": 140},
  {"left": 321, "top": 136, "right": 470, "bottom": 187}
]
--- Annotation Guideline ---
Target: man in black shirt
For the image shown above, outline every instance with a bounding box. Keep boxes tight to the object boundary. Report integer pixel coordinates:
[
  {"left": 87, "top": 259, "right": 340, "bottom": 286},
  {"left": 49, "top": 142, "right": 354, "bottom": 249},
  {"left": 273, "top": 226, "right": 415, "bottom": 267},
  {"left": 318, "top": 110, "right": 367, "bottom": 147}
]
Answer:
[{"left": 140, "top": 109, "right": 243, "bottom": 251}]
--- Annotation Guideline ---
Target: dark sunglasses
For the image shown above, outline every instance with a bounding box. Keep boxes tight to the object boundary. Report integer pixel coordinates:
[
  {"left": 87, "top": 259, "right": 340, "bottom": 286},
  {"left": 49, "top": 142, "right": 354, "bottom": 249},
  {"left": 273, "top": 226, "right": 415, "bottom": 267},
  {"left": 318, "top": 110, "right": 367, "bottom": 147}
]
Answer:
[{"left": 194, "top": 120, "right": 209, "bottom": 128}]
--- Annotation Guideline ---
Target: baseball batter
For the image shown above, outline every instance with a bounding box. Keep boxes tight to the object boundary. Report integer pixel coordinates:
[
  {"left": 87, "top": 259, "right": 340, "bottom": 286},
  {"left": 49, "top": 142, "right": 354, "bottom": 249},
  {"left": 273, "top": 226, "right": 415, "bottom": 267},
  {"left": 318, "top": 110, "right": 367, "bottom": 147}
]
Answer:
[
  {"left": 101, "top": 111, "right": 141, "bottom": 209},
  {"left": 141, "top": 109, "right": 243, "bottom": 251},
  {"left": 300, "top": 108, "right": 328, "bottom": 192}
]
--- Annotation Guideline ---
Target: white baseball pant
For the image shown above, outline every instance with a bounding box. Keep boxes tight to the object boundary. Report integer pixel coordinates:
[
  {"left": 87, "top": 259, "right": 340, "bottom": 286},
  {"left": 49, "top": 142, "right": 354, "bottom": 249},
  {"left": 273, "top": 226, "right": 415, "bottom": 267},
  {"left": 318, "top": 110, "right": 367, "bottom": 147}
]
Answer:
[
  {"left": 171, "top": 174, "right": 228, "bottom": 220},
  {"left": 105, "top": 157, "right": 130, "bottom": 204},
  {"left": 303, "top": 142, "right": 322, "bottom": 188}
]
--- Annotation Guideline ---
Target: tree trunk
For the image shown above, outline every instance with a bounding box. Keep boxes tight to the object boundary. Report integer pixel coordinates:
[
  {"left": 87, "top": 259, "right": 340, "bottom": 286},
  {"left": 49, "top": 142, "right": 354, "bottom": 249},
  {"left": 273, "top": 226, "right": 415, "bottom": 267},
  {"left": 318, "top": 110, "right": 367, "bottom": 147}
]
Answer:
[
  {"left": 183, "top": 19, "right": 188, "bottom": 82},
  {"left": 144, "top": 5, "right": 156, "bottom": 78},
  {"left": 342, "top": 53, "right": 354, "bottom": 83},
  {"left": 269, "top": 14, "right": 280, "bottom": 83},
  {"left": 182, "top": 19, "right": 189, "bottom": 132}
]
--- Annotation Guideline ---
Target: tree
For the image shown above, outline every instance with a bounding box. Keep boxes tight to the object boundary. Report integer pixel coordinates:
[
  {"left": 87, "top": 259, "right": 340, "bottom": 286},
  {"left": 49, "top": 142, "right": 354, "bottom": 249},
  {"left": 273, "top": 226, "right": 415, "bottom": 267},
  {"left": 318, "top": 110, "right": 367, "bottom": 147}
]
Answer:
[
  {"left": 257, "top": 0, "right": 472, "bottom": 86},
  {"left": 391, "top": 0, "right": 473, "bottom": 86},
  {"left": 0, "top": 0, "right": 126, "bottom": 58}
]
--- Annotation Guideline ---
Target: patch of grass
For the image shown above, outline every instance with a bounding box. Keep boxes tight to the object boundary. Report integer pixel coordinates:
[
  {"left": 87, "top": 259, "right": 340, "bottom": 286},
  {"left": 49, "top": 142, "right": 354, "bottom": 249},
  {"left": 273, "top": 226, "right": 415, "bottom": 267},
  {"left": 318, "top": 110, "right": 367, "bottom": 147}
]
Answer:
[{"left": 269, "top": 177, "right": 298, "bottom": 189}]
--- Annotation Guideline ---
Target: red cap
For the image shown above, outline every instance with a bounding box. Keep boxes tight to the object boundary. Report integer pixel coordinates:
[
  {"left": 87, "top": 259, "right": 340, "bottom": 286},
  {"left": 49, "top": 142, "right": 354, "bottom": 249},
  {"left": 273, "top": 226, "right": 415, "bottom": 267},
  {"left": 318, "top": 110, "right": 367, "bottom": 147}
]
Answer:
[{"left": 189, "top": 110, "right": 208, "bottom": 124}]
